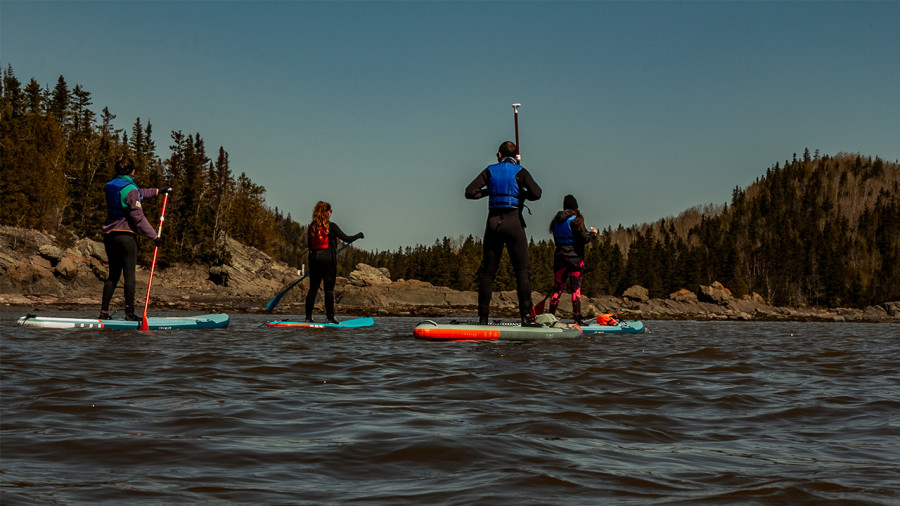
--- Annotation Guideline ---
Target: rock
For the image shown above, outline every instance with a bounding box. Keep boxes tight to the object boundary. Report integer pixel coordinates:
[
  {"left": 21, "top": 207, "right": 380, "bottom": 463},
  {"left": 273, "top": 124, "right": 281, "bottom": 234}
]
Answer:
[
  {"left": 38, "top": 244, "right": 64, "bottom": 263},
  {"left": 77, "top": 238, "right": 107, "bottom": 262},
  {"left": 54, "top": 256, "right": 78, "bottom": 279},
  {"left": 744, "top": 292, "right": 766, "bottom": 304},
  {"left": 669, "top": 288, "right": 697, "bottom": 302},
  {"left": 209, "top": 265, "right": 231, "bottom": 286},
  {"left": 348, "top": 263, "right": 392, "bottom": 287},
  {"left": 698, "top": 281, "right": 733, "bottom": 305},
  {"left": 623, "top": 285, "right": 649, "bottom": 303},
  {"left": 91, "top": 261, "right": 109, "bottom": 281},
  {"left": 339, "top": 279, "right": 471, "bottom": 308},
  {"left": 861, "top": 305, "right": 888, "bottom": 320},
  {"left": 2, "top": 259, "right": 59, "bottom": 295}
]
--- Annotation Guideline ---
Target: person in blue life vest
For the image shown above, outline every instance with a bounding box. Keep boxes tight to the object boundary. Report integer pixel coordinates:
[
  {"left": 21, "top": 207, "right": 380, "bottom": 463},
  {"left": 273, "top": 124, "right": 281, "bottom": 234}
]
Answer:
[
  {"left": 465, "top": 141, "right": 543, "bottom": 325},
  {"left": 306, "top": 201, "right": 364, "bottom": 324},
  {"left": 545, "top": 194, "right": 598, "bottom": 325},
  {"left": 100, "top": 155, "right": 172, "bottom": 320}
]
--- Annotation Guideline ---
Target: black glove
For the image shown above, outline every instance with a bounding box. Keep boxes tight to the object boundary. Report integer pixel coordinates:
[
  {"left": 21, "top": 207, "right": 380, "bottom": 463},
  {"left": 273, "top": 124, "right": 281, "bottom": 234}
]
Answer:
[
  {"left": 159, "top": 186, "right": 173, "bottom": 195},
  {"left": 154, "top": 236, "right": 163, "bottom": 247},
  {"left": 358, "top": 232, "right": 365, "bottom": 240}
]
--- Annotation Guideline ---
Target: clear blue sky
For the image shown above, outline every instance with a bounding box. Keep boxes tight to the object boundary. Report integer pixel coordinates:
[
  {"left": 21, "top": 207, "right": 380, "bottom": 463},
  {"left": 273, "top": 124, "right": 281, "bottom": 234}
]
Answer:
[{"left": 3, "top": 1, "right": 898, "bottom": 252}]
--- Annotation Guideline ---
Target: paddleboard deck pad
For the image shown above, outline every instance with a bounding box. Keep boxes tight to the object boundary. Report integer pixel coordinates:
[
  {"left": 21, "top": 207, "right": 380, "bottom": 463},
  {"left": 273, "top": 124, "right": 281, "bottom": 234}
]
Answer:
[
  {"left": 580, "top": 320, "right": 645, "bottom": 334},
  {"left": 266, "top": 317, "right": 374, "bottom": 328},
  {"left": 15, "top": 313, "right": 230, "bottom": 330},
  {"left": 414, "top": 314, "right": 582, "bottom": 341}
]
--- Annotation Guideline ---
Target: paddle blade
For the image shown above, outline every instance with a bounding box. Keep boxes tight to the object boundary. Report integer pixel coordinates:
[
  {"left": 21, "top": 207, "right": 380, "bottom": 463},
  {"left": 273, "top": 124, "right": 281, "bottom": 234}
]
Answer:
[
  {"left": 534, "top": 295, "right": 548, "bottom": 315},
  {"left": 139, "top": 313, "right": 149, "bottom": 331},
  {"left": 265, "top": 291, "right": 286, "bottom": 313},
  {"left": 266, "top": 276, "right": 303, "bottom": 313}
]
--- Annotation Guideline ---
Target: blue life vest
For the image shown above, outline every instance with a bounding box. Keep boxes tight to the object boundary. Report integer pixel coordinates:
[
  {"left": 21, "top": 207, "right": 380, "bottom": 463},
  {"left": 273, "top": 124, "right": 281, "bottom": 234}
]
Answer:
[
  {"left": 105, "top": 176, "right": 140, "bottom": 220},
  {"left": 487, "top": 160, "right": 522, "bottom": 210},
  {"left": 553, "top": 215, "right": 576, "bottom": 246}
]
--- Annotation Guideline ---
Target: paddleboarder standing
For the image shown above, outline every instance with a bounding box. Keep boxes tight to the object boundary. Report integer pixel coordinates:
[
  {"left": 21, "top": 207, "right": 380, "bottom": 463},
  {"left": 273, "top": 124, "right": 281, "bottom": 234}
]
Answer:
[
  {"left": 99, "top": 155, "right": 171, "bottom": 320},
  {"left": 465, "top": 141, "right": 542, "bottom": 325},
  {"left": 544, "top": 194, "right": 597, "bottom": 325},
  {"left": 306, "top": 201, "right": 364, "bottom": 324}
]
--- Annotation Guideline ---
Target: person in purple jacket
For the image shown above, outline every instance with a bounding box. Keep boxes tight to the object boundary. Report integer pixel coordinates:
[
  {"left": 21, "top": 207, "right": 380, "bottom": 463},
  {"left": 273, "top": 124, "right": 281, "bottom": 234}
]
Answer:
[{"left": 99, "top": 155, "right": 172, "bottom": 320}]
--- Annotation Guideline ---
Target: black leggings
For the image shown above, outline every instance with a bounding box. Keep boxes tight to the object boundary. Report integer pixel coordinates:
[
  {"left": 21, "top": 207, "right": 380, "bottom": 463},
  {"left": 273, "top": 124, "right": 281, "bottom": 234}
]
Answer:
[
  {"left": 102, "top": 232, "right": 138, "bottom": 313},
  {"left": 478, "top": 211, "right": 533, "bottom": 320},
  {"left": 306, "top": 249, "right": 337, "bottom": 319}
]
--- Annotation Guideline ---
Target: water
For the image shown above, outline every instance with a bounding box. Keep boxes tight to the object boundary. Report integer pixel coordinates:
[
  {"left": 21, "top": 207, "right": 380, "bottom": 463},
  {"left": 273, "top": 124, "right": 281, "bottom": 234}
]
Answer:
[{"left": 2, "top": 310, "right": 898, "bottom": 505}]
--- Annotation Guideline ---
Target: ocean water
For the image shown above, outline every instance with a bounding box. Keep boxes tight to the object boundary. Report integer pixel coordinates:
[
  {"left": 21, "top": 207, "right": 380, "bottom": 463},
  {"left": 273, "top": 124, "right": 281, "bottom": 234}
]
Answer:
[{"left": 2, "top": 310, "right": 898, "bottom": 505}]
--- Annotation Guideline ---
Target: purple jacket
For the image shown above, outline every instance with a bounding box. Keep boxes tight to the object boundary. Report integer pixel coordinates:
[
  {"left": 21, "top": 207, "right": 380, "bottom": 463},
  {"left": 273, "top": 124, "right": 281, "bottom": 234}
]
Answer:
[{"left": 102, "top": 184, "right": 161, "bottom": 239}]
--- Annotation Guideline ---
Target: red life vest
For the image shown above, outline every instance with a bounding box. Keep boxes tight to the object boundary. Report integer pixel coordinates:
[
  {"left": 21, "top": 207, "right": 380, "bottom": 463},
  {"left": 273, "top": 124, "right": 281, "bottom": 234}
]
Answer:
[
  {"left": 596, "top": 313, "right": 619, "bottom": 326},
  {"left": 309, "top": 225, "right": 329, "bottom": 250}
]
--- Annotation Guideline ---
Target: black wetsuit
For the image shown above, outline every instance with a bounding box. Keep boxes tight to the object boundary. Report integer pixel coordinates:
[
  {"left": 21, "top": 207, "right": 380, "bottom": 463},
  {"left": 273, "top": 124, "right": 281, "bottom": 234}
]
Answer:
[
  {"left": 305, "top": 222, "right": 363, "bottom": 321},
  {"left": 465, "top": 160, "right": 542, "bottom": 322}
]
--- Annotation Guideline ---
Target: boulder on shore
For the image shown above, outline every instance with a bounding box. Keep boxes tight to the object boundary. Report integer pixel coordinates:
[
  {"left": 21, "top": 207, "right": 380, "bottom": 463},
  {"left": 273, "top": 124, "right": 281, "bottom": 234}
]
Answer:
[
  {"left": 348, "top": 264, "right": 392, "bottom": 286},
  {"left": 623, "top": 285, "right": 649, "bottom": 303},
  {"left": 698, "top": 281, "right": 733, "bottom": 305},
  {"left": 669, "top": 288, "right": 697, "bottom": 302}
]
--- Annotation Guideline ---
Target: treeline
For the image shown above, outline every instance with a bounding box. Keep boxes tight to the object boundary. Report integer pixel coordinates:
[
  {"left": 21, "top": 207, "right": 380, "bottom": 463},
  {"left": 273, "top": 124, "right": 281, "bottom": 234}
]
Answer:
[
  {"left": 347, "top": 151, "right": 900, "bottom": 308},
  {"left": 1, "top": 64, "right": 294, "bottom": 266},
  {"left": 3, "top": 66, "right": 898, "bottom": 307}
]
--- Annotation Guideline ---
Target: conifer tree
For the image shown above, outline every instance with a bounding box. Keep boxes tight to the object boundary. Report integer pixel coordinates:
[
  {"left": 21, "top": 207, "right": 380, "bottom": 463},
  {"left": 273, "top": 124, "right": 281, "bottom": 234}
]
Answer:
[{"left": 49, "top": 75, "right": 70, "bottom": 131}]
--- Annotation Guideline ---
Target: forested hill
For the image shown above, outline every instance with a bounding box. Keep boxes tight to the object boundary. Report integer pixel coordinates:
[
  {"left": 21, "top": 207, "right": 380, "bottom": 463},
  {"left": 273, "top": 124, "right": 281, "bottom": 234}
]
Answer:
[
  {"left": 2, "top": 66, "right": 898, "bottom": 308},
  {"left": 348, "top": 152, "right": 899, "bottom": 308},
  {"left": 0, "top": 65, "right": 306, "bottom": 268}
]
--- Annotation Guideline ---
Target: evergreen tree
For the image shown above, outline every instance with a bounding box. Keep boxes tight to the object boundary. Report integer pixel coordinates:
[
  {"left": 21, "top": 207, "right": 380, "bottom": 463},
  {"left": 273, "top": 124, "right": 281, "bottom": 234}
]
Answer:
[{"left": 48, "top": 75, "right": 70, "bottom": 131}]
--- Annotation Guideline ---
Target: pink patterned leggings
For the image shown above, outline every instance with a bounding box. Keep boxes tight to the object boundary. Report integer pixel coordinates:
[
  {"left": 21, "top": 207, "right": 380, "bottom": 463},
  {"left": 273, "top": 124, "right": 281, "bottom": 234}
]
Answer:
[{"left": 547, "top": 256, "right": 585, "bottom": 316}]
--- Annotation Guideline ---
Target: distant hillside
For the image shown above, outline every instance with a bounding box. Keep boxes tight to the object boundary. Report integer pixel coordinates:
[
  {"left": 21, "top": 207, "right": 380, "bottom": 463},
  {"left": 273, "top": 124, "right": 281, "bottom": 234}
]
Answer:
[
  {"left": 584, "top": 151, "right": 900, "bottom": 306},
  {"left": 349, "top": 151, "right": 899, "bottom": 308}
]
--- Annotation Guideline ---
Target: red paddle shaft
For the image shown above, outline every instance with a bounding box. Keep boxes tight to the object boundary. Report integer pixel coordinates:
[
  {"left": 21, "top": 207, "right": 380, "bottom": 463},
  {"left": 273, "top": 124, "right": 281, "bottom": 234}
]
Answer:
[{"left": 140, "top": 192, "right": 169, "bottom": 331}]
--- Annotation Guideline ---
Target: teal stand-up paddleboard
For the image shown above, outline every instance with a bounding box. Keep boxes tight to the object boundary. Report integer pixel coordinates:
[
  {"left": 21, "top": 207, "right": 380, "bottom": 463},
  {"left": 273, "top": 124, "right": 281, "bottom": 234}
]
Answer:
[
  {"left": 16, "top": 313, "right": 230, "bottom": 330},
  {"left": 580, "top": 320, "right": 645, "bottom": 335},
  {"left": 266, "top": 317, "right": 374, "bottom": 329}
]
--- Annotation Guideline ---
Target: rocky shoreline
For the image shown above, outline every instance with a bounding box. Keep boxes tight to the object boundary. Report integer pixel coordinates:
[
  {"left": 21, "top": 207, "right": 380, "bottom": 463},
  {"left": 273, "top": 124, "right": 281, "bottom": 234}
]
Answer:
[{"left": 2, "top": 226, "right": 898, "bottom": 323}]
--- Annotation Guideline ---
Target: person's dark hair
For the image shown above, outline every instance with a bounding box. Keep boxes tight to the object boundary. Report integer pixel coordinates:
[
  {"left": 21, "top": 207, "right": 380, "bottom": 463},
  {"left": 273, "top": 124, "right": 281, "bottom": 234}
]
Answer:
[
  {"left": 498, "top": 141, "right": 518, "bottom": 159},
  {"left": 550, "top": 195, "right": 585, "bottom": 234},
  {"left": 115, "top": 155, "right": 135, "bottom": 175},
  {"left": 571, "top": 210, "right": 584, "bottom": 232}
]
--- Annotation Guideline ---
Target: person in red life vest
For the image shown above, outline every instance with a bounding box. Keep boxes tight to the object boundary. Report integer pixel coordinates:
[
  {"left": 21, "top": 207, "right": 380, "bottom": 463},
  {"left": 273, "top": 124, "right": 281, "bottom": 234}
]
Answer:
[
  {"left": 544, "top": 194, "right": 597, "bottom": 325},
  {"left": 99, "top": 155, "right": 172, "bottom": 320},
  {"left": 466, "top": 141, "right": 542, "bottom": 325},
  {"left": 305, "top": 201, "right": 364, "bottom": 323}
]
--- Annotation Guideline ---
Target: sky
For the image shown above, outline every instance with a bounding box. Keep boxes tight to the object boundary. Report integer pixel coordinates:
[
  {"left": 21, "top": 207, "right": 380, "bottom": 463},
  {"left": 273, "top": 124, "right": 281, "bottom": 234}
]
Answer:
[{"left": 2, "top": 1, "right": 898, "bottom": 253}]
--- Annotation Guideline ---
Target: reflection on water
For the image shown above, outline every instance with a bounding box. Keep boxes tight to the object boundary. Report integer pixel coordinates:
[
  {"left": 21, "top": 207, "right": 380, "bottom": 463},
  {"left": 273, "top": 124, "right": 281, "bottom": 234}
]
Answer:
[{"left": 2, "top": 311, "right": 899, "bottom": 504}]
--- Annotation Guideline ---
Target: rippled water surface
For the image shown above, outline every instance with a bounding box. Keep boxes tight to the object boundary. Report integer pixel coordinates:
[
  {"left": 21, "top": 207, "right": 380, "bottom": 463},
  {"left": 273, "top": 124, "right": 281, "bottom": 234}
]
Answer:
[{"left": 2, "top": 310, "right": 899, "bottom": 504}]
